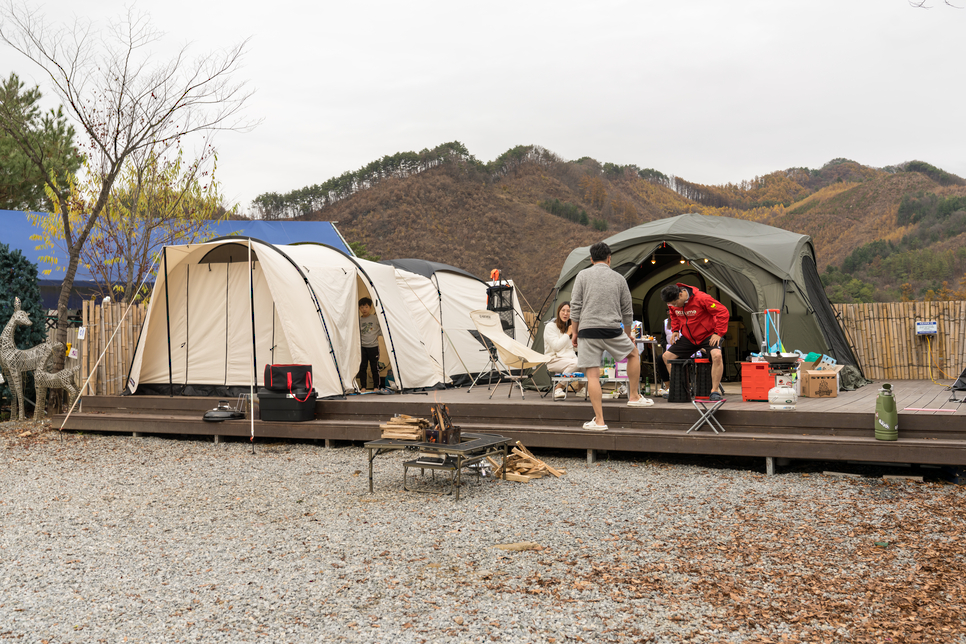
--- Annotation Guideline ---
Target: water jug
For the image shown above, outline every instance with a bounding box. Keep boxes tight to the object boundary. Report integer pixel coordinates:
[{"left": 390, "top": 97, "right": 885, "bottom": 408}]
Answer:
[{"left": 874, "top": 383, "right": 898, "bottom": 441}]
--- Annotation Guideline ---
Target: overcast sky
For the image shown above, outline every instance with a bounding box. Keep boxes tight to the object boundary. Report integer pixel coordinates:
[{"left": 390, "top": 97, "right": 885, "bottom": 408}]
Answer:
[{"left": 2, "top": 0, "right": 964, "bottom": 213}]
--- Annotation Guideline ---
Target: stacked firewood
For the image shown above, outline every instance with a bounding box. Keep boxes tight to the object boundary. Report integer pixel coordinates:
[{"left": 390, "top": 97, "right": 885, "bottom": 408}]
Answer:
[
  {"left": 487, "top": 441, "right": 566, "bottom": 483},
  {"left": 379, "top": 414, "right": 430, "bottom": 440}
]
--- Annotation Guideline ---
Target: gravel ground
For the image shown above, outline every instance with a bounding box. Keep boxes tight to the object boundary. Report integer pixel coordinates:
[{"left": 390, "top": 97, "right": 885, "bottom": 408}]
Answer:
[{"left": 1, "top": 420, "right": 965, "bottom": 644}]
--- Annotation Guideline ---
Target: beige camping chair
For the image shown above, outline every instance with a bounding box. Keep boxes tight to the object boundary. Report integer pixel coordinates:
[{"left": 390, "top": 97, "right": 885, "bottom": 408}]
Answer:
[{"left": 468, "top": 310, "right": 550, "bottom": 399}]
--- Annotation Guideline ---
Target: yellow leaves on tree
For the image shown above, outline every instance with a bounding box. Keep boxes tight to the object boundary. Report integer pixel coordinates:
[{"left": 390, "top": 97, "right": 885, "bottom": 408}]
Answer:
[{"left": 579, "top": 176, "right": 607, "bottom": 209}]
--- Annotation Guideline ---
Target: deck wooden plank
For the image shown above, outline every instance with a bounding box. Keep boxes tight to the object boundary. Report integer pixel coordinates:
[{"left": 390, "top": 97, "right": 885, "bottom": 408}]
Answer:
[{"left": 51, "top": 380, "right": 966, "bottom": 470}]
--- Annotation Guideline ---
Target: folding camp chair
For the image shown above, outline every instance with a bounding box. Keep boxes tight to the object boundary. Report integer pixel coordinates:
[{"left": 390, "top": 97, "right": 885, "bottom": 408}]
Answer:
[
  {"left": 466, "top": 330, "right": 501, "bottom": 393},
  {"left": 468, "top": 310, "right": 551, "bottom": 399}
]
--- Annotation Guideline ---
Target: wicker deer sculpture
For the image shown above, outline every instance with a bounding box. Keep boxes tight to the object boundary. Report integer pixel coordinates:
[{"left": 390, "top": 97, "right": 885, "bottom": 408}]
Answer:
[
  {"left": 0, "top": 297, "right": 53, "bottom": 421},
  {"left": 33, "top": 342, "right": 79, "bottom": 419}
]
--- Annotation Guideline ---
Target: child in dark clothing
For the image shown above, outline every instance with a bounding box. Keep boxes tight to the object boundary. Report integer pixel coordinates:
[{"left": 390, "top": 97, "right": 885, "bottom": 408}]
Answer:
[{"left": 357, "top": 297, "right": 383, "bottom": 391}]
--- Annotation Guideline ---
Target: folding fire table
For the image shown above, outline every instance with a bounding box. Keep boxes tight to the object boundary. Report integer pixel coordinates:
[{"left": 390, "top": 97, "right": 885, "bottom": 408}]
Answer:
[{"left": 364, "top": 432, "right": 510, "bottom": 501}]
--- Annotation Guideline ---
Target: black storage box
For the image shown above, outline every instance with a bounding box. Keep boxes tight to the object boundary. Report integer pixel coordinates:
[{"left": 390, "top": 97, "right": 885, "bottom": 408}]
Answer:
[{"left": 257, "top": 388, "right": 317, "bottom": 422}]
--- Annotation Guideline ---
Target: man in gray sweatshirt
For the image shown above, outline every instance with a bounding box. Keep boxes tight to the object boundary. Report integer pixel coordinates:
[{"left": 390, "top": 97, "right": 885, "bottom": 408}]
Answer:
[{"left": 570, "top": 242, "right": 653, "bottom": 431}]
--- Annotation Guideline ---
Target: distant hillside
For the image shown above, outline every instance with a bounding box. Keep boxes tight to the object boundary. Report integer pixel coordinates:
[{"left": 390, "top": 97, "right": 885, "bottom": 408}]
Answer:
[{"left": 254, "top": 146, "right": 966, "bottom": 307}]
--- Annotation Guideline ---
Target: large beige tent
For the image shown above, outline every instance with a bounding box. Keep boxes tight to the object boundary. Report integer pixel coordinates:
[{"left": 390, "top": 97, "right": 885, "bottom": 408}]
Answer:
[
  {"left": 382, "top": 259, "right": 532, "bottom": 384},
  {"left": 125, "top": 239, "right": 444, "bottom": 398}
]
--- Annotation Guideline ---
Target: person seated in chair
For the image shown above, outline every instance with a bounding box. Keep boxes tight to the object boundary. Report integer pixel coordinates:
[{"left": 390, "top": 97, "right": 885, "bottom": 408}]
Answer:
[
  {"left": 661, "top": 283, "right": 730, "bottom": 401},
  {"left": 544, "top": 301, "right": 582, "bottom": 399}
]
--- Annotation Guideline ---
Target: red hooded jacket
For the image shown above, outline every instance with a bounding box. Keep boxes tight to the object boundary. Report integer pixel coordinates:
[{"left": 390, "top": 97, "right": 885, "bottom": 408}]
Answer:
[{"left": 667, "top": 283, "right": 730, "bottom": 344}]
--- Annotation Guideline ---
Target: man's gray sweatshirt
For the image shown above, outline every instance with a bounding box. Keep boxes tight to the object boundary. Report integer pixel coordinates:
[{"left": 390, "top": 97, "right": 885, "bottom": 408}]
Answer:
[{"left": 570, "top": 262, "right": 633, "bottom": 331}]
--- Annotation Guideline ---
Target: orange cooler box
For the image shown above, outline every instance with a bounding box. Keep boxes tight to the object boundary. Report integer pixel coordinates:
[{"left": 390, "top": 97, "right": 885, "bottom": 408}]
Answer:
[{"left": 741, "top": 362, "right": 772, "bottom": 402}]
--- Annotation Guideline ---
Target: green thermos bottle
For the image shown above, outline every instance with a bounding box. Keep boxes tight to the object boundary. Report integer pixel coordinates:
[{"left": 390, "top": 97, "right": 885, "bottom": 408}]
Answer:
[{"left": 874, "top": 383, "right": 898, "bottom": 441}]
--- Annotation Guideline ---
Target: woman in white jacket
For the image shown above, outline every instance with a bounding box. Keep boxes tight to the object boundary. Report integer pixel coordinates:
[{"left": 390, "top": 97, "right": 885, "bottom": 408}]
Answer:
[{"left": 545, "top": 301, "right": 580, "bottom": 399}]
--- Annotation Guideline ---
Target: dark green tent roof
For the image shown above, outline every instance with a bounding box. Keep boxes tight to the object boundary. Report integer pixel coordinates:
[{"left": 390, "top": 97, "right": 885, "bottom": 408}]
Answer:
[{"left": 557, "top": 213, "right": 814, "bottom": 288}]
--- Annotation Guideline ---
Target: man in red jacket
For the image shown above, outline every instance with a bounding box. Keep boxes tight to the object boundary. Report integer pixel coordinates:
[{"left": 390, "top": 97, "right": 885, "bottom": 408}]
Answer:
[{"left": 661, "top": 283, "right": 730, "bottom": 401}]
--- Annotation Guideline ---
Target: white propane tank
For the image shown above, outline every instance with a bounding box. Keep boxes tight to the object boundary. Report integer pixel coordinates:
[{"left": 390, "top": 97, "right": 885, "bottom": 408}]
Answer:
[{"left": 768, "top": 384, "right": 797, "bottom": 410}]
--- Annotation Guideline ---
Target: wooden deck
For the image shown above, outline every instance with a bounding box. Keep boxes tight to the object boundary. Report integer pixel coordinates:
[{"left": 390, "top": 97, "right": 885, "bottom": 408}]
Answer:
[{"left": 54, "top": 379, "right": 966, "bottom": 468}]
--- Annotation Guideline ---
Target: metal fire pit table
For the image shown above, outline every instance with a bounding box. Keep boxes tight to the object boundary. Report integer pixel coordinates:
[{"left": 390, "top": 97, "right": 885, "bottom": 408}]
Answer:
[{"left": 364, "top": 432, "right": 510, "bottom": 501}]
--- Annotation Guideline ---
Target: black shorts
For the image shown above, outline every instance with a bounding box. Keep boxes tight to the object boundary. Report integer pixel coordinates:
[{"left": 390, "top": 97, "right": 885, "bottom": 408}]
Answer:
[{"left": 666, "top": 335, "right": 722, "bottom": 359}]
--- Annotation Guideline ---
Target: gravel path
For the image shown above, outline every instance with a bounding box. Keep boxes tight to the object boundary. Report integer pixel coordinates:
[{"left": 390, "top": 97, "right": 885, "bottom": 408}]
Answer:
[{"left": 1, "top": 421, "right": 965, "bottom": 644}]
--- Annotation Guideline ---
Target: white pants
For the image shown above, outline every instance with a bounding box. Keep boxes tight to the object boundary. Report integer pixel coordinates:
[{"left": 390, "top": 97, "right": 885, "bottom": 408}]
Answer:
[{"left": 547, "top": 356, "right": 578, "bottom": 375}]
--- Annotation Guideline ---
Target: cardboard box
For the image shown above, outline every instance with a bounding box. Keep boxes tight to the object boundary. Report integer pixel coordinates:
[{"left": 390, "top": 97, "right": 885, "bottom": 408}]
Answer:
[
  {"left": 802, "top": 358, "right": 843, "bottom": 394},
  {"left": 800, "top": 371, "right": 838, "bottom": 398}
]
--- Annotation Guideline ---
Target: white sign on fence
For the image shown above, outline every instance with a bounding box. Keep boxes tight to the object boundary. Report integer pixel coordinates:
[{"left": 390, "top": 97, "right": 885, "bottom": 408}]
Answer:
[{"left": 916, "top": 321, "right": 938, "bottom": 335}]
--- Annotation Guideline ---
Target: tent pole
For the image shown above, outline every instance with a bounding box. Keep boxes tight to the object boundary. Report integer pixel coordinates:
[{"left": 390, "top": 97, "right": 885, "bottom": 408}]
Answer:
[
  {"left": 249, "top": 240, "right": 256, "bottom": 452},
  {"left": 434, "top": 274, "right": 444, "bottom": 380},
  {"left": 163, "top": 247, "right": 173, "bottom": 397}
]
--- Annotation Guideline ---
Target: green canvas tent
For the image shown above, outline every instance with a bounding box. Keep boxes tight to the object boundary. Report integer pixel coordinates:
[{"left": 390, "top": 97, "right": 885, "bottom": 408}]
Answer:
[{"left": 542, "top": 213, "right": 859, "bottom": 377}]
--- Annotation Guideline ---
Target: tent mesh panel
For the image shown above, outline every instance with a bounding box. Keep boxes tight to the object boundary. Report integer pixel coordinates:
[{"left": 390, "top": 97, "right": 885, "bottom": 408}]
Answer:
[
  {"left": 801, "top": 256, "right": 861, "bottom": 373},
  {"left": 487, "top": 284, "right": 515, "bottom": 339}
]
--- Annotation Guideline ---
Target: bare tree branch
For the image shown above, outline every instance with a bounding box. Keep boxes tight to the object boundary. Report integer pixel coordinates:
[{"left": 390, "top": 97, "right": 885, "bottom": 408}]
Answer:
[
  {"left": 0, "top": 0, "right": 257, "bottom": 361},
  {"left": 909, "top": 0, "right": 963, "bottom": 8}
]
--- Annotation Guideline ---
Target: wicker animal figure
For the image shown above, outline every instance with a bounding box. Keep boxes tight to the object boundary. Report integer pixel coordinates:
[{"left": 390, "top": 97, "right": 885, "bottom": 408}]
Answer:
[
  {"left": 33, "top": 342, "right": 79, "bottom": 419},
  {"left": 0, "top": 297, "right": 52, "bottom": 421}
]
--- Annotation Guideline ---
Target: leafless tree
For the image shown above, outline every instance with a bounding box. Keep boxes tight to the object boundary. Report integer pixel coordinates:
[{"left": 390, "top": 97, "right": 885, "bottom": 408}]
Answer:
[{"left": 0, "top": 2, "right": 255, "bottom": 357}]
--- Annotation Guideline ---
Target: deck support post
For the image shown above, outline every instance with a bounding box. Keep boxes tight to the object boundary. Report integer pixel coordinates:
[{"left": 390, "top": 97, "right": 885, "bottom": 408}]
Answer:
[
  {"left": 587, "top": 449, "right": 597, "bottom": 464},
  {"left": 325, "top": 439, "right": 333, "bottom": 448},
  {"left": 766, "top": 457, "right": 776, "bottom": 476},
  {"left": 213, "top": 435, "right": 222, "bottom": 445},
  {"left": 132, "top": 432, "right": 142, "bottom": 438}
]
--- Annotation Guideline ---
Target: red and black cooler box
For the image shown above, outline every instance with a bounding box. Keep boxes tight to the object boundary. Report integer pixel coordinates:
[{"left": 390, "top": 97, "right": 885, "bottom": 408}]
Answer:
[{"left": 260, "top": 364, "right": 316, "bottom": 421}]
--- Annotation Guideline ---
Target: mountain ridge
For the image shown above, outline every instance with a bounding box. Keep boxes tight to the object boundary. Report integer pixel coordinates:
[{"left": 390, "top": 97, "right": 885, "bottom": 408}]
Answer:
[{"left": 259, "top": 145, "right": 966, "bottom": 307}]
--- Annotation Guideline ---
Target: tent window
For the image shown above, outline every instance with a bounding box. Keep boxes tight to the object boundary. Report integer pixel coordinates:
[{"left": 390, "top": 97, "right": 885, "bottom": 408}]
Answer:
[{"left": 199, "top": 243, "right": 260, "bottom": 264}]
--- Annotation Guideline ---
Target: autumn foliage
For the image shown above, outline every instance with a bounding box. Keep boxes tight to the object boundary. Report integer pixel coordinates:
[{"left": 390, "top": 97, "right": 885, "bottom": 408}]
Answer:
[{"left": 263, "top": 146, "right": 966, "bottom": 306}]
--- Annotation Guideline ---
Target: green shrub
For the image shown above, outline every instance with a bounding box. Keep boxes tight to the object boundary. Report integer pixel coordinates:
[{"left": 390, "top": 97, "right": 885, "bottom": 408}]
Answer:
[{"left": 0, "top": 241, "right": 47, "bottom": 413}]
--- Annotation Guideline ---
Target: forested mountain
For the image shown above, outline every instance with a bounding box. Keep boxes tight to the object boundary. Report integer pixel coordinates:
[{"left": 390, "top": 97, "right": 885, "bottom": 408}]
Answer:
[{"left": 252, "top": 144, "right": 966, "bottom": 308}]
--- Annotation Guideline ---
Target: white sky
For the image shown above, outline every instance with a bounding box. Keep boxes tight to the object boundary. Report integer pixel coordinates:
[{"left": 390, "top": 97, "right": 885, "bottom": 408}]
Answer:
[{"left": 3, "top": 0, "right": 964, "bottom": 213}]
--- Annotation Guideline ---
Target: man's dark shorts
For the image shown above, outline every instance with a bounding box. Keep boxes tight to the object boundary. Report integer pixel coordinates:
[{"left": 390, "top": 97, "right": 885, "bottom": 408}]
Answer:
[{"left": 666, "top": 335, "right": 722, "bottom": 359}]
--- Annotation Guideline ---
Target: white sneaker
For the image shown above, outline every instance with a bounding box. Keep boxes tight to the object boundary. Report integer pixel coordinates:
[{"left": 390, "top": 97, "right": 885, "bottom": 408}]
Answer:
[{"left": 554, "top": 388, "right": 567, "bottom": 400}]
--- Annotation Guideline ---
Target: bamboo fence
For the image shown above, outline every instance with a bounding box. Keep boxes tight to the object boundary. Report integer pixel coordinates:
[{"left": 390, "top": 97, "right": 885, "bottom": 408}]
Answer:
[
  {"left": 54, "top": 301, "right": 148, "bottom": 396},
  {"left": 832, "top": 301, "right": 966, "bottom": 381}
]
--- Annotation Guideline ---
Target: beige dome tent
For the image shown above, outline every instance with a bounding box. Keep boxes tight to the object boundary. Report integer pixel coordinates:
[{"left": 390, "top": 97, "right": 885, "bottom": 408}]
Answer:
[
  {"left": 125, "top": 238, "right": 444, "bottom": 398},
  {"left": 382, "top": 259, "right": 532, "bottom": 385}
]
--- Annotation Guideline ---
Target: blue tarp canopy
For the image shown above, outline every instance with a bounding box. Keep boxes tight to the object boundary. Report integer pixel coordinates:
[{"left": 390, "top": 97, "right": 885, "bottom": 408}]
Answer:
[{"left": 0, "top": 210, "right": 353, "bottom": 308}]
